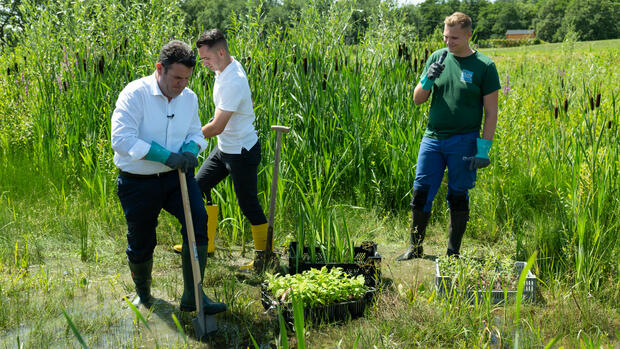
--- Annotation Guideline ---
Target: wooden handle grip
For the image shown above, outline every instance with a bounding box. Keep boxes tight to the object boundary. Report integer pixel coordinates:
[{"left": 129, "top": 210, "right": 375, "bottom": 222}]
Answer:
[{"left": 271, "top": 125, "right": 290, "bottom": 133}]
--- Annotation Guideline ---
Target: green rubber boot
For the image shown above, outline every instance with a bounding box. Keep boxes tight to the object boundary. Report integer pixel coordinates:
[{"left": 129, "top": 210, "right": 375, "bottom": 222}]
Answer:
[
  {"left": 128, "top": 258, "right": 153, "bottom": 307},
  {"left": 180, "top": 243, "right": 227, "bottom": 315}
]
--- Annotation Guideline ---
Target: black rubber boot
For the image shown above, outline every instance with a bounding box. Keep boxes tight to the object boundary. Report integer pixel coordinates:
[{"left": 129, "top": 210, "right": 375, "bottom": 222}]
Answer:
[
  {"left": 396, "top": 209, "right": 431, "bottom": 261},
  {"left": 180, "top": 243, "right": 227, "bottom": 315},
  {"left": 447, "top": 210, "right": 469, "bottom": 257},
  {"left": 128, "top": 258, "right": 153, "bottom": 307}
]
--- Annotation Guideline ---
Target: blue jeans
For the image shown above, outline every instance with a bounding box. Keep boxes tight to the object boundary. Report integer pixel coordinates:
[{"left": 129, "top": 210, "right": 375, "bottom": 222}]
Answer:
[
  {"left": 116, "top": 171, "right": 207, "bottom": 264},
  {"left": 413, "top": 132, "right": 478, "bottom": 212}
]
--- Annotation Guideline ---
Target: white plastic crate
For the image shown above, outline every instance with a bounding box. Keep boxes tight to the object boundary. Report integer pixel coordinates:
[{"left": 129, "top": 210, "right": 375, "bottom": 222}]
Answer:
[{"left": 435, "top": 260, "right": 537, "bottom": 304}]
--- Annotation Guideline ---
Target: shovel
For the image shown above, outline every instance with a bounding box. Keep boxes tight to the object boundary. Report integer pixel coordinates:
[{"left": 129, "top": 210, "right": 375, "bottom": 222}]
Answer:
[
  {"left": 264, "top": 125, "right": 290, "bottom": 262},
  {"left": 178, "top": 169, "right": 217, "bottom": 340}
]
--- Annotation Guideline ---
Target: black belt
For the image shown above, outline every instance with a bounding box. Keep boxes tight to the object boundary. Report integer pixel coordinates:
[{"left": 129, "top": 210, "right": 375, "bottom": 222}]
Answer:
[{"left": 118, "top": 170, "right": 176, "bottom": 179}]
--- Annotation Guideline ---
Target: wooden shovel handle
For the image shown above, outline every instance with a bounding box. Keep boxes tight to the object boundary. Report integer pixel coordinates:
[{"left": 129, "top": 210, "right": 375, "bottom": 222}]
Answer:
[
  {"left": 178, "top": 169, "right": 205, "bottom": 319},
  {"left": 271, "top": 125, "right": 290, "bottom": 133}
]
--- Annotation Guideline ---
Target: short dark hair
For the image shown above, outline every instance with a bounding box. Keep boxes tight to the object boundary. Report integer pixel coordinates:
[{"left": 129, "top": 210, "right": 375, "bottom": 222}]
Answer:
[
  {"left": 158, "top": 40, "right": 196, "bottom": 70},
  {"left": 196, "top": 29, "right": 228, "bottom": 51}
]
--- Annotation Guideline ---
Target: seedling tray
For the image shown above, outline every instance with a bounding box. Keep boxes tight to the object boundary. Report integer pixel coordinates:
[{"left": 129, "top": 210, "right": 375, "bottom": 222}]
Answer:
[
  {"left": 435, "top": 260, "right": 537, "bottom": 304},
  {"left": 288, "top": 241, "right": 382, "bottom": 287},
  {"left": 261, "top": 282, "right": 376, "bottom": 325}
]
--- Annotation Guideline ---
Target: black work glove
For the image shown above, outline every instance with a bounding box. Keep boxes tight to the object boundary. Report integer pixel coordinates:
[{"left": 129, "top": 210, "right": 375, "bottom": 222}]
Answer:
[
  {"left": 427, "top": 61, "right": 445, "bottom": 80},
  {"left": 165, "top": 152, "right": 189, "bottom": 171},
  {"left": 463, "top": 156, "right": 491, "bottom": 171},
  {"left": 181, "top": 152, "right": 198, "bottom": 173}
]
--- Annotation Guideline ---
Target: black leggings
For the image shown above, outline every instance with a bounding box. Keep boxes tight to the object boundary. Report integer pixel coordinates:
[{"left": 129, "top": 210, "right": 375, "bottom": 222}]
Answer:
[{"left": 195, "top": 141, "right": 267, "bottom": 225}]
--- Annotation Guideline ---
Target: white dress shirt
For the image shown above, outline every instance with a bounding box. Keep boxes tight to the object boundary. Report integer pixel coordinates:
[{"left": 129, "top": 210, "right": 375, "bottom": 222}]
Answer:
[
  {"left": 213, "top": 58, "right": 258, "bottom": 154},
  {"left": 111, "top": 73, "right": 207, "bottom": 174}
]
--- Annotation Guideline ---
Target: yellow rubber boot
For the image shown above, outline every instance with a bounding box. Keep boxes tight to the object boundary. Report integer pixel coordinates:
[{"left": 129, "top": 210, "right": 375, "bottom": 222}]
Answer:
[
  {"left": 239, "top": 223, "right": 268, "bottom": 271},
  {"left": 173, "top": 205, "right": 219, "bottom": 255},
  {"left": 206, "top": 205, "right": 218, "bottom": 254}
]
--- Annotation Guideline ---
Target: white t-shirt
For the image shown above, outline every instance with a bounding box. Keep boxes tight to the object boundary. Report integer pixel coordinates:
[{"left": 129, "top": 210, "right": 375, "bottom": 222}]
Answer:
[
  {"left": 213, "top": 58, "right": 258, "bottom": 154},
  {"left": 111, "top": 73, "right": 207, "bottom": 174}
]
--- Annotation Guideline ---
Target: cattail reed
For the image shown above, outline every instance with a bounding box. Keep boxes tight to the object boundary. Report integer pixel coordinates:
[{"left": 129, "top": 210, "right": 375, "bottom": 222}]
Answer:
[
  {"left": 554, "top": 105, "right": 559, "bottom": 119},
  {"left": 97, "top": 56, "right": 105, "bottom": 74},
  {"left": 564, "top": 98, "right": 568, "bottom": 112},
  {"left": 303, "top": 57, "right": 307, "bottom": 74},
  {"left": 589, "top": 96, "right": 594, "bottom": 111},
  {"left": 596, "top": 93, "right": 601, "bottom": 108},
  {"left": 273, "top": 59, "right": 277, "bottom": 76}
]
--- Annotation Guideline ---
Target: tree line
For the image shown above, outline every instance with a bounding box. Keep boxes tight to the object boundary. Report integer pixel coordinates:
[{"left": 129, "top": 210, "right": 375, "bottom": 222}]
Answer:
[
  {"left": 2, "top": 0, "right": 619, "bottom": 48},
  {"left": 179, "top": 0, "right": 619, "bottom": 44}
]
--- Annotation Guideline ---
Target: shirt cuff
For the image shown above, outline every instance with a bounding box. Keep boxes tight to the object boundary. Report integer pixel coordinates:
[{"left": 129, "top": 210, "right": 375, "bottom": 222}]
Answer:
[{"left": 128, "top": 139, "right": 151, "bottom": 160}]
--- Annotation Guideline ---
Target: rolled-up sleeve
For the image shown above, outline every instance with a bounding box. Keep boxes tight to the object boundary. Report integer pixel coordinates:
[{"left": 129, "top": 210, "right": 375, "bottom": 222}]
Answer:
[{"left": 111, "top": 89, "right": 151, "bottom": 160}]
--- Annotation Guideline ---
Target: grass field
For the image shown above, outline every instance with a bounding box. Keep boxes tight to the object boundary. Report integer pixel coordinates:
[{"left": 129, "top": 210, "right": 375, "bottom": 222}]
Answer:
[{"left": 0, "top": 0, "right": 618, "bottom": 347}]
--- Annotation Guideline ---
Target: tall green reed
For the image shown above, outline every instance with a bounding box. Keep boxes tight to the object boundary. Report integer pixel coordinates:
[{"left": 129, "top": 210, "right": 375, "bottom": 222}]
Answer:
[{"left": 0, "top": 0, "right": 617, "bottom": 292}]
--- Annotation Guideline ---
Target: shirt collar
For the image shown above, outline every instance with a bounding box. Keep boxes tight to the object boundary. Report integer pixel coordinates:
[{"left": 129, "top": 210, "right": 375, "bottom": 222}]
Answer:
[
  {"left": 148, "top": 73, "right": 165, "bottom": 97},
  {"left": 216, "top": 57, "right": 237, "bottom": 80}
]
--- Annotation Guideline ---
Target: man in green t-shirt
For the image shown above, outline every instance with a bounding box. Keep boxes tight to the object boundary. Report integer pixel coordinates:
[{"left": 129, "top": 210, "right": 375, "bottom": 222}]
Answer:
[{"left": 397, "top": 12, "right": 500, "bottom": 261}]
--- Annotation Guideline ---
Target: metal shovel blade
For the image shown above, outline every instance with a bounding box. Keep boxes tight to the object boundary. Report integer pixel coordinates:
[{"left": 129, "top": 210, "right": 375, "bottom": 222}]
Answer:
[{"left": 193, "top": 314, "right": 217, "bottom": 341}]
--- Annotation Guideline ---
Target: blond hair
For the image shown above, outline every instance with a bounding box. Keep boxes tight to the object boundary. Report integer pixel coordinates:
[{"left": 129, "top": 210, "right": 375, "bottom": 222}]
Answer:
[{"left": 444, "top": 12, "right": 472, "bottom": 31}]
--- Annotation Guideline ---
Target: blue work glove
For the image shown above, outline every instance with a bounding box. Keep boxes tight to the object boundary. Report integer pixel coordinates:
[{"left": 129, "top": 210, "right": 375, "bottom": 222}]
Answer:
[
  {"left": 464, "top": 138, "right": 493, "bottom": 171},
  {"left": 145, "top": 142, "right": 190, "bottom": 171},
  {"left": 180, "top": 140, "right": 199, "bottom": 157},
  {"left": 421, "top": 51, "right": 448, "bottom": 90},
  {"left": 180, "top": 141, "right": 199, "bottom": 172},
  {"left": 420, "top": 66, "right": 442, "bottom": 90}
]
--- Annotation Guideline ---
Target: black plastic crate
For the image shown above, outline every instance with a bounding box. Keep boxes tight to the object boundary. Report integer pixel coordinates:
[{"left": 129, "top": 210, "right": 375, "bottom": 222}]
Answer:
[
  {"left": 261, "top": 282, "right": 376, "bottom": 325},
  {"left": 435, "top": 260, "right": 537, "bottom": 304},
  {"left": 288, "top": 241, "right": 382, "bottom": 287}
]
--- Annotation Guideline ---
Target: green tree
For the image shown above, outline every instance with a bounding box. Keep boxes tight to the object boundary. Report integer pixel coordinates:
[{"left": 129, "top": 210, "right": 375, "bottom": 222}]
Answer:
[
  {"left": 180, "top": 0, "right": 248, "bottom": 34},
  {"left": 262, "top": 0, "right": 306, "bottom": 29},
  {"left": 534, "top": 0, "right": 568, "bottom": 42},
  {"left": 477, "top": 0, "right": 534, "bottom": 39},
  {"left": 416, "top": 0, "right": 446, "bottom": 38},
  {"left": 561, "top": 0, "right": 619, "bottom": 41},
  {"left": 1, "top": 0, "right": 24, "bottom": 46}
]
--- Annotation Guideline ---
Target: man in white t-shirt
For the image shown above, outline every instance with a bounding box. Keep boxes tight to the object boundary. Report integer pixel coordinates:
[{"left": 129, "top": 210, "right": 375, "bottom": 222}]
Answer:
[{"left": 194, "top": 29, "right": 269, "bottom": 270}]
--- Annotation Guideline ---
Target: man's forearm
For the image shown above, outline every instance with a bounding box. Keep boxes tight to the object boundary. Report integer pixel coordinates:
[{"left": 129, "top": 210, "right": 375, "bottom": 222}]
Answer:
[
  {"left": 481, "top": 90, "right": 499, "bottom": 140},
  {"left": 413, "top": 83, "right": 431, "bottom": 105},
  {"left": 481, "top": 110, "right": 497, "bottom": 140}
]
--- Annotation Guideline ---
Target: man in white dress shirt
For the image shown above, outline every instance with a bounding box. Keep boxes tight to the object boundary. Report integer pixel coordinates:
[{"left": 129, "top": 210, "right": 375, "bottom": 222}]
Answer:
[{"left": 111, "top": 40, "right": 226, "bottom": 314}]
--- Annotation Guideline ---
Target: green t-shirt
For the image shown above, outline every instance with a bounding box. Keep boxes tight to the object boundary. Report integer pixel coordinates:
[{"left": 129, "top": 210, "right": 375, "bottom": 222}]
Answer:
[{"left": 421, "top": 49, "right": 500, "bottom": 140}]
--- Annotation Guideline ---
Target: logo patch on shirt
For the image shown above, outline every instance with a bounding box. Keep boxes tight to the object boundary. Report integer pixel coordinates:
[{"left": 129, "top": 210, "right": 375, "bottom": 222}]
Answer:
[{"left": 461, "top": 69, "right": 473, "bottom": 83}]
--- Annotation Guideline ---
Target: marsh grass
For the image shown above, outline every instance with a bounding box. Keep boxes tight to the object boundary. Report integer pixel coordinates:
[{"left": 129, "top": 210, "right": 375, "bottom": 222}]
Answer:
[{"left": 0, "top": 0, "right": 619, "bottom": 347}]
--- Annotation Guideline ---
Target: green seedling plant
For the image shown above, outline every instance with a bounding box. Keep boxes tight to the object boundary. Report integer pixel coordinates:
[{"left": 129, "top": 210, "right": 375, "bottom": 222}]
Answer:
[
  {"left": 437, "top": 254, "right": 525, "bottom": 295},
  {"left": 265, "top": 266, "right": 368, "bottom": 308}
]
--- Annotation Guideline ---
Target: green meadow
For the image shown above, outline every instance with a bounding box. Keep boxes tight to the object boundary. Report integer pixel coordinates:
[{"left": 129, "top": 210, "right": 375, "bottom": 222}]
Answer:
[{"left": 0, "top": 0, "right": 618, "bottom": 347}]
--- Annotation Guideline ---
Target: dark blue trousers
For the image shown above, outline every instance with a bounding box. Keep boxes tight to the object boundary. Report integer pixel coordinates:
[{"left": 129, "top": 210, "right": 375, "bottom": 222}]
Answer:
[
  {"left": 195, "top": 141, "right": 267, "bottom": 225},
  {"left": 116, "top": 171, "right": 207, "bottom": 264}
]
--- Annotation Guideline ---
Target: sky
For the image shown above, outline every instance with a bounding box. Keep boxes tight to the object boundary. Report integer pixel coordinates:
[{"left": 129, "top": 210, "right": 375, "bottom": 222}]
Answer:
[{"left": 397, "top": 0, "right": 425, "bottom": 4}]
